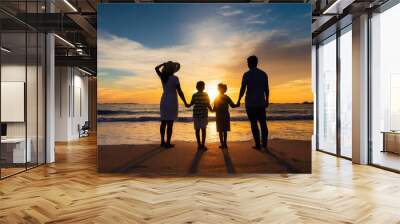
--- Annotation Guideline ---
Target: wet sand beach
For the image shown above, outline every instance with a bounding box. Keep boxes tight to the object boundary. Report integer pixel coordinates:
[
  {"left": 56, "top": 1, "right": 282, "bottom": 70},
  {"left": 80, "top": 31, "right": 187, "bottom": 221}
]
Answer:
[{"left": 98, "top": 139, "right": 311, "bottom": 174}]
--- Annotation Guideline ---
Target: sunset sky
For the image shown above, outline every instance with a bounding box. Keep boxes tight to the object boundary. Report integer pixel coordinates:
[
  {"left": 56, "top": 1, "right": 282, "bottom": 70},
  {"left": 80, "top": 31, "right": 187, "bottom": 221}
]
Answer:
[{"left": 98, "top": 4, "right": 312, "bottom": 104}]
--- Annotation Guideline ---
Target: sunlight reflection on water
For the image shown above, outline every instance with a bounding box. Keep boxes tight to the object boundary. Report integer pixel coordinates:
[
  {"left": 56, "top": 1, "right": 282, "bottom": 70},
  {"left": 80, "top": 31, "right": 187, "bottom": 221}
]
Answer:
[{"left": 98, "top": 120, "right": 313, "bottom": 145}]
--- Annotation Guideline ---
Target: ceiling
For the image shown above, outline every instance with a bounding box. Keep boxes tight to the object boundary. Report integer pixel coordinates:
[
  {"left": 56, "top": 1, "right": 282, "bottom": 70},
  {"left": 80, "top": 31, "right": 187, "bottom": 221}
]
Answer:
[{"left": 0, "top": 0, "right": 391, "bottom": 74}]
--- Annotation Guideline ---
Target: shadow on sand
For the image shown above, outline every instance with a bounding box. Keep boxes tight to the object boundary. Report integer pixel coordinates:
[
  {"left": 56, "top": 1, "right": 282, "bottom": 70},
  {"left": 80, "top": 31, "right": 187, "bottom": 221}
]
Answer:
[
  {"left": 117, "top": 146, "right": 165, "bottom": 172},
  {"left": 221, "top": 148, "right": 236, "bottom": 174},
  {"left": 188, "top": 149, "right": 205, "bottom": 175}
]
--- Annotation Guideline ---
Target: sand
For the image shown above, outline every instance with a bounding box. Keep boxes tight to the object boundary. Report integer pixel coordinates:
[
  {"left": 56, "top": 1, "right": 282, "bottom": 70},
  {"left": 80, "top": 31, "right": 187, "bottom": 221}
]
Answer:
[{"left": 97, "top": 139, "right": 311, "bottom": 175}]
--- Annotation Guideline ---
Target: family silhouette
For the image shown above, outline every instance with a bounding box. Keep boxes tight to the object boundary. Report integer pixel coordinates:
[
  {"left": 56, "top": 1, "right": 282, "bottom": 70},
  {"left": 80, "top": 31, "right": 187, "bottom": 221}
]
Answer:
[{"left": 155, "top": 55, "right": 270, "bottom": 151}]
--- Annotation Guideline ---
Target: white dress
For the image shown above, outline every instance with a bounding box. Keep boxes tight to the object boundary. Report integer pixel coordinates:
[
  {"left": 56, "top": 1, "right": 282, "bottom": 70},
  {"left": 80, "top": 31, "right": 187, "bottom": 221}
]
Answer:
[{"left": 160, "top": 75, "right": 179, "bottom": 121}]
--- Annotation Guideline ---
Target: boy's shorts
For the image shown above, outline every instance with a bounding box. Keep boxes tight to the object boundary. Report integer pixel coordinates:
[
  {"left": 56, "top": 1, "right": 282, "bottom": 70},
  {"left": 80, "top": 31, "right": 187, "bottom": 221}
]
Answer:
[{"left": 193, "top": 117, "right": 208, "bottom": 129}]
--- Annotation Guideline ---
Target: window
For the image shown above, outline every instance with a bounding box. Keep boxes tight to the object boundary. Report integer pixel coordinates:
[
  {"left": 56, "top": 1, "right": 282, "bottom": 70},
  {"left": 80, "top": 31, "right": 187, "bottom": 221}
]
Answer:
[
  {"left": 316, "top": 24, "right": 353, "bottom": 158},
  {"left": 0, "top": 2, "right": 46, "bottom": 179},
  {"left": 370, "top": 3, "right": 400, "bottom": 171},
  {"left": 339, "top": 26, "right": 352, "bottom": 158},
  {"left": 317, "top": 35, "right": 337, "bottom": 154}
]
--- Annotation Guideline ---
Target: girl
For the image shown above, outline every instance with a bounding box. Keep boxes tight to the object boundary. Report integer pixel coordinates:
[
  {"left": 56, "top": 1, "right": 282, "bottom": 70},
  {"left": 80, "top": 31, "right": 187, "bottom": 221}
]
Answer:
[{"left": 213, "top": 83, "right": 238, "bottom": 148}]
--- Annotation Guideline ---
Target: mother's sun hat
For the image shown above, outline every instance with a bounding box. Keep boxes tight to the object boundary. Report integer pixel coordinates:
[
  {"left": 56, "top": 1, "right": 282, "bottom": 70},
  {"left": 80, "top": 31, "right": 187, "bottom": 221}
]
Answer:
[{"left": 163, "top": 61, "right": 180, "bottom": 74}]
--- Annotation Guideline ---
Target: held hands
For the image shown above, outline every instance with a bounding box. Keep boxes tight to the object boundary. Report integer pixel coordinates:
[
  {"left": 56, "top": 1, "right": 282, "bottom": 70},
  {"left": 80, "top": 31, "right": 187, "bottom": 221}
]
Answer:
[
  {"left": 184, "top": 102, "right": 191, "bottom": 108},
  {"left": 236, "top": 101, "right": 241, "bottom": 107}
]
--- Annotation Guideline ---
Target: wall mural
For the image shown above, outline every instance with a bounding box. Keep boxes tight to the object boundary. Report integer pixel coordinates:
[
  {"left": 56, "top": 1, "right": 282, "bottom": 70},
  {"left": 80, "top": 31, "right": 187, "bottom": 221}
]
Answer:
[{"left": 97, "top": 3, "right": 312, "bottom": 174}]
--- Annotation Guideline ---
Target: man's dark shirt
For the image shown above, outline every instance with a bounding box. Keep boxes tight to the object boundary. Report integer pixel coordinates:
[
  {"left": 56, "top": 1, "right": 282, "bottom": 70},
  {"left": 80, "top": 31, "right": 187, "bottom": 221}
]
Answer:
[{"left": 241, "top": 68, "right": 269, "bottom": 108}]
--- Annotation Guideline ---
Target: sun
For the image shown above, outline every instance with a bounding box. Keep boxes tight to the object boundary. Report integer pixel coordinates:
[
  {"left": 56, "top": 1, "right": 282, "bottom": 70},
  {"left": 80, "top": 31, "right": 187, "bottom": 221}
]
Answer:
[{"left": 206, "top": 82, "right": 220, "bottom": 102}]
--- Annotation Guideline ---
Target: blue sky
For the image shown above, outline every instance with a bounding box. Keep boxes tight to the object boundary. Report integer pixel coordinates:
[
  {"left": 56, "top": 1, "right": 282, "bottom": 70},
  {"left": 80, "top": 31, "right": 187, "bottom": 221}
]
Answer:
[
  {"left": 97, "top": 4, "right": 312, "bottom": 104},
  {"left": 98, "top": 4, "right": 310, "bottom": 48}
]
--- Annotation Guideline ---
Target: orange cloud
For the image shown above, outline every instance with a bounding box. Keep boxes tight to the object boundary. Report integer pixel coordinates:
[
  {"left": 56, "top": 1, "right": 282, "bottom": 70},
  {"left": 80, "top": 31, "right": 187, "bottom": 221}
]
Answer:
[{"left": 98, "top": 18, "right": 311, "bottom": 104}]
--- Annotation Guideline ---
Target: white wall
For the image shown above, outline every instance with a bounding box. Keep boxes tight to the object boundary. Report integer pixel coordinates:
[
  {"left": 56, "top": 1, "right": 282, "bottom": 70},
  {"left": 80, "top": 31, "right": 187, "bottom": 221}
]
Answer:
[
  {"left": 55, "top": 67, "right": 89, "bottom": 141},
  {"left": 55, "top": 66, "right": 70, "bottom": 141},
  {"left": 77, "top": 72, "right": 89, "bottom": 138},
  {"left": 1, "top": 65, "right": 26, "bottom": 138},
  {"left": 1, "top": 63, "right": 46, "bottom": 164},
  {"left": 69, "top": 72, "right": 89, "bottom": 138},
  {"left": 1, "top": 65, "right": 41, "bottom": 139}
]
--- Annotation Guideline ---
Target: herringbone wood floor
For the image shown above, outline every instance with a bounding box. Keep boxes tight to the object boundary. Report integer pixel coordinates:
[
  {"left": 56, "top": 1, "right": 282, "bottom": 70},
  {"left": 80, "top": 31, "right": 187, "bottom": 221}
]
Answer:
[{"left": 1, "top": 135, "right": 400, "bottom": 223}]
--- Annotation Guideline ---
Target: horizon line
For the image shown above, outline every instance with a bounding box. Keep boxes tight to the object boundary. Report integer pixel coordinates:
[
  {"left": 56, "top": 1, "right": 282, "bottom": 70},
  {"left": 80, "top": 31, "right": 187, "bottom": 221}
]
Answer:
[{"left": 98, "top": 101, "right": 314, "bottom": 105}]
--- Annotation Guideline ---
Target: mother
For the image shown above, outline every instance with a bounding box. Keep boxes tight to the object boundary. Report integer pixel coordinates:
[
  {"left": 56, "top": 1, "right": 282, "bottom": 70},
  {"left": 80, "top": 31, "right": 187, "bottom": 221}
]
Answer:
[{"left": 155, "top": 61, "right": 188, "bottom": 148}]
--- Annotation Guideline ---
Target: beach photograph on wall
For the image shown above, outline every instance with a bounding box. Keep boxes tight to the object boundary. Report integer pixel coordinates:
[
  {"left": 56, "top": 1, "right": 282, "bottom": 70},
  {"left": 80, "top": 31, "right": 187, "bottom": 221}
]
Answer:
[{"left": 97, "top": 3, "right": 312, "bottom": 174}]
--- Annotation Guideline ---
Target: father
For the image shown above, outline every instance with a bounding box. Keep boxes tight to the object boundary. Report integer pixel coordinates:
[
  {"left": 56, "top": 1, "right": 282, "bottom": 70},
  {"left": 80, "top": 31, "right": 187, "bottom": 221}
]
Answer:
[{"left": 237, "top": 55, "right": 270, "bottom": 150}]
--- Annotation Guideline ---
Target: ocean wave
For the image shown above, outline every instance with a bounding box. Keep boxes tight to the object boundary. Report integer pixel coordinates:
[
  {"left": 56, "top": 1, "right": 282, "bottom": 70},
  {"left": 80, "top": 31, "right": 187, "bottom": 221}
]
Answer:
[
  {"left": 98, "top": 110, "right": 160, "bottom": 115},
  {"left": 99, "top": 109, "right": 312, "bottom": 116},
  {"left": 97, "top": 115, "right": 313, "bottom": 123}
]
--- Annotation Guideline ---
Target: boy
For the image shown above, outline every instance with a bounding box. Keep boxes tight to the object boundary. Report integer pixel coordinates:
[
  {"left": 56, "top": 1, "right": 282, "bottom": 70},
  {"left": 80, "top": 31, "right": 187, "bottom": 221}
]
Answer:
[{"left": 186, "top": 81, "right": 213, "bottom": 150}]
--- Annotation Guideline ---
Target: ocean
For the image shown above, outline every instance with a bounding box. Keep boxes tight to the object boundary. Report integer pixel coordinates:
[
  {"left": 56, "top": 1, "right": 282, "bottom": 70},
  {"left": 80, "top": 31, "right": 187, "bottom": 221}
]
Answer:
[{"left": 97, "top": 103, "right": 314, "bottom": 145}]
